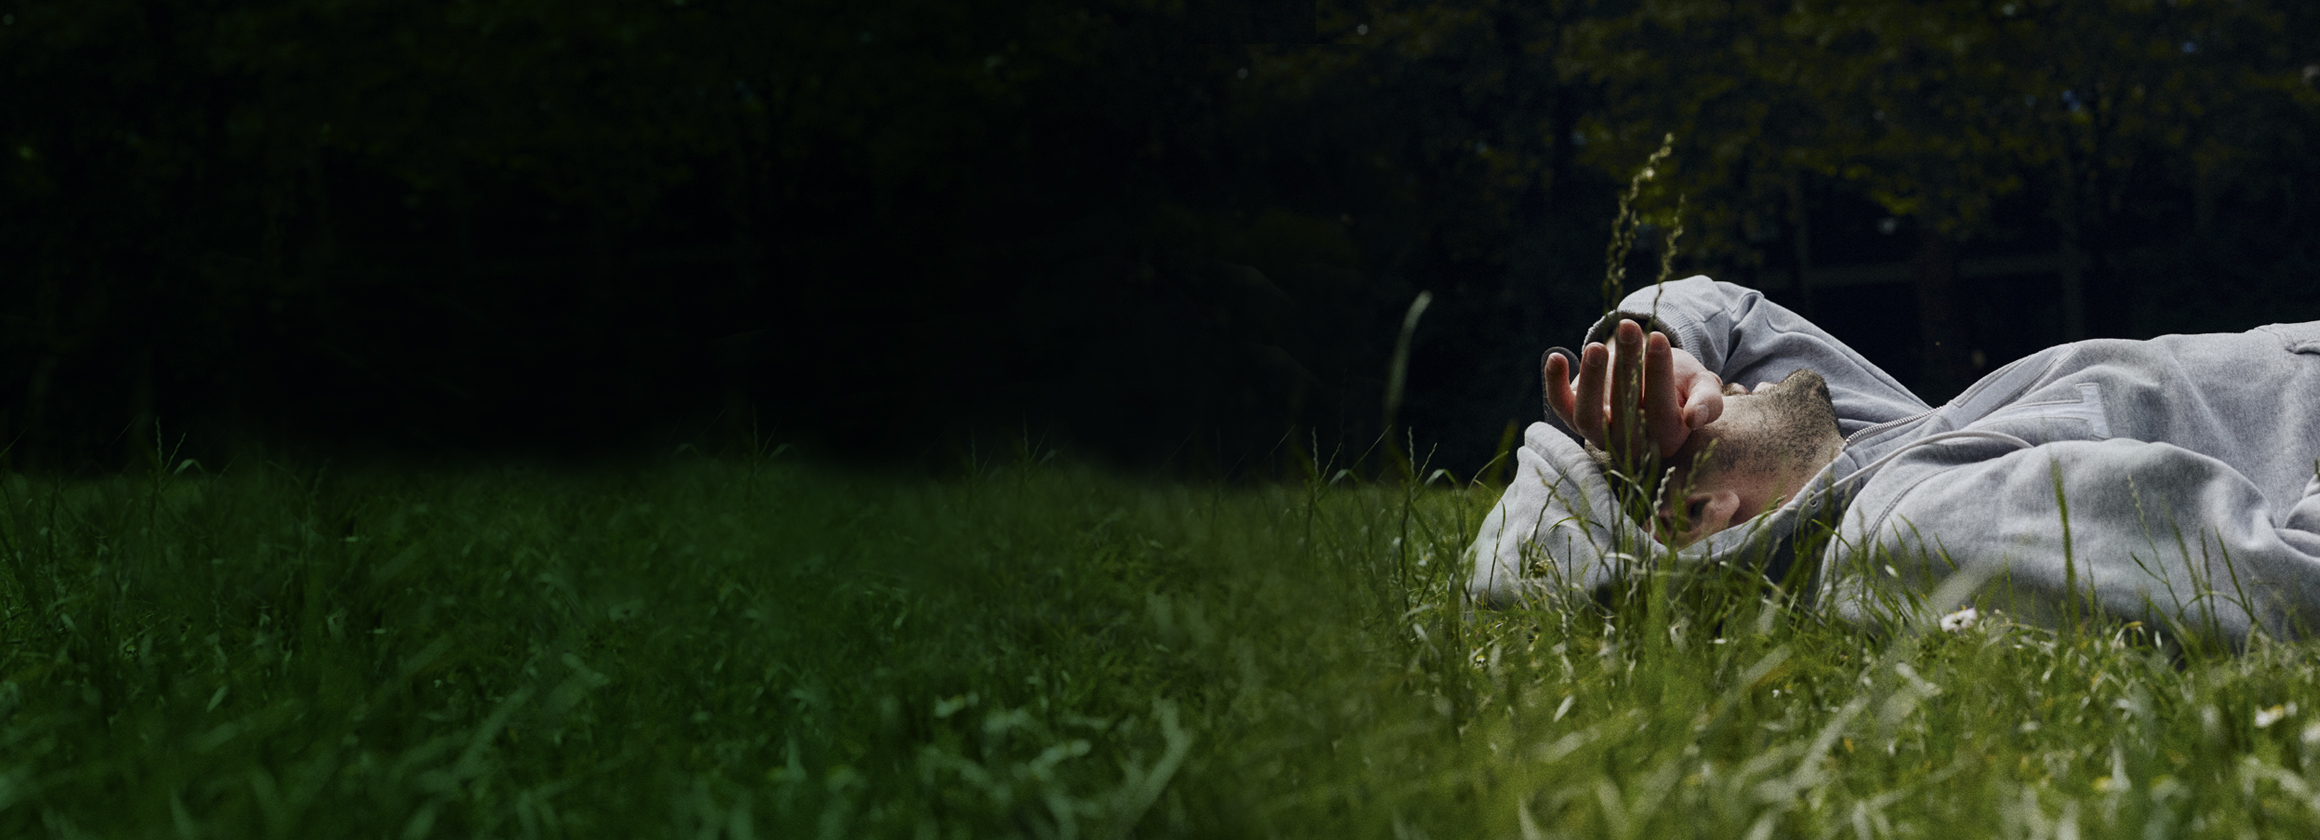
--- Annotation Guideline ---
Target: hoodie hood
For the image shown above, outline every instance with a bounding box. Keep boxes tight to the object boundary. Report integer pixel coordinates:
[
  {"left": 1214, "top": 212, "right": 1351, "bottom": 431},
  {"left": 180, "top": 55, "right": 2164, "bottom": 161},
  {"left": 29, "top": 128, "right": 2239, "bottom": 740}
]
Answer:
[{"left": 1467, "top": 422, "right": 1838, "bottom": 609}]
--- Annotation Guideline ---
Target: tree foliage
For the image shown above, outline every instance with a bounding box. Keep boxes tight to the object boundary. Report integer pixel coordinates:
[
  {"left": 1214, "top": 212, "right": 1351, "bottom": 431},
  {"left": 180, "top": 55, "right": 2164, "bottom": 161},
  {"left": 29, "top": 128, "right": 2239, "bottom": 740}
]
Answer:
[{"left": 0, "top": 0, "right": 2315, "bottom": 471}]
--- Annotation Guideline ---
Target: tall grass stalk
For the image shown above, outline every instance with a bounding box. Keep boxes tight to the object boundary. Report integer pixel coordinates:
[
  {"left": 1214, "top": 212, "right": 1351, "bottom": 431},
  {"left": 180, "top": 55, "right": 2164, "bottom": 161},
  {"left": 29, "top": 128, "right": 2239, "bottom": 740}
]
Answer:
[{"left": 1601, "top": 133, "right": 1677, "bottom": 312}]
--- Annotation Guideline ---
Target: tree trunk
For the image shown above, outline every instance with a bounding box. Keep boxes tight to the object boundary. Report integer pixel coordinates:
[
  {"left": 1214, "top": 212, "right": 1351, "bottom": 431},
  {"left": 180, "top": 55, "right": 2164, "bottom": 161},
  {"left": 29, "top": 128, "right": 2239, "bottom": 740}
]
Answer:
[
  {"left": 125, "top": 348, "right": 154, "bottom": 470},
  {"left": 2055, "top": 155, "right": 2088, "bottom": 341},
  {"left": 1786, "top": 176, "right": 1816, "bottom": 320},
  {"left": 22, "top": 352, "right": 60, "bottom": 471},
  {"left": 2058, "top": 238, "right": 2086, "bottom": 341},
  {"left": 1913, "top": 222, "right": 1969, "bottom": 401},
  {"left": 2194, "top": 153, "right": 2218, "bottom": 240}
]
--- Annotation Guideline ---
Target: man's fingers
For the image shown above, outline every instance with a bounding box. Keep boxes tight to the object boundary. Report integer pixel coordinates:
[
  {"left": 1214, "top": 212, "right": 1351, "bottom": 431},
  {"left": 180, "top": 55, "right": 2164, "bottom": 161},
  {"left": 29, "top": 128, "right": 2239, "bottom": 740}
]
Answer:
[
  {"left": 1607, "top": 320, "right": 1646, "bottom": 456},
  {"left": 1682, "top": 376, "right": 1725, "bottom": 430},
  {"left": 1564, "top": 323, "right": 1735, "bottom": 462},
  {"left": 1642, "top": 331, "right": 1684, "bottom": 457},
  {"left": 1664, "top": 344, "right": 1726, "bottom": 432},
  {"left": 1543, "top": 353, "right": 1577, "bottom": 426},
  {"left": 1573, "top": 341, "right": 1608, "bottom": 443}
]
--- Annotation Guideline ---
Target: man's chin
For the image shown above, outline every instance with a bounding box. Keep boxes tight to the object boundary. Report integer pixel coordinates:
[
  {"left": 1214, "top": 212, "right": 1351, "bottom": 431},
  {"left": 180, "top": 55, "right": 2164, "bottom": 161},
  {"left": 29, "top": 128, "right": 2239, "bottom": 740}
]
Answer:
[
  {"left": 1767, "top": 367, "right": 1830, "bottom": 399},
  {"left": 1764, "top": 368, "right": 1837, "bottom": 419}
]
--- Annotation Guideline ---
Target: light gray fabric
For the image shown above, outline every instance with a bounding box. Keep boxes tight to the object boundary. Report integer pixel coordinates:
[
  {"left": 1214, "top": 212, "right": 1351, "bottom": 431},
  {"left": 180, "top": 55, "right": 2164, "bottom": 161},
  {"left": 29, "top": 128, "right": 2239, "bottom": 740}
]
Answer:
[
  {"left": 1469, "top": 276, "right": 2320, "bottom": 646},
  {"left": 1466, "top": 422, "right": 1633, "bottom": 609}
]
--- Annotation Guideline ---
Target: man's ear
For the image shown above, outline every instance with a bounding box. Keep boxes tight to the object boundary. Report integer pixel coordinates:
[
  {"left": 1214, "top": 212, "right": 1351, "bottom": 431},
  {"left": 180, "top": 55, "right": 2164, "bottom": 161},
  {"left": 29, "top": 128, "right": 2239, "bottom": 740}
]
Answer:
[
  {"left": 1699, "top": 489, "right": 1743, "bottom": 534},
  {"left": 1659, "top": 488, "right": 1744, "bottom": 547}
]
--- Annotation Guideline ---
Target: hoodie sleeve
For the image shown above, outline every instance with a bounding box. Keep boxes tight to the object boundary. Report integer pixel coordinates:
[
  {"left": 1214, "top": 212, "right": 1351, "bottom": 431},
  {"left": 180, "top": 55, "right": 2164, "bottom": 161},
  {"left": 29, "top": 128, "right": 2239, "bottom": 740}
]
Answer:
[
  {"left": 1468, "top": 422, "right": 1631, "bottom": 609},
  {"left": 1825, "top": 439, "right": 2320, "bottom": 647},
  {"left": 1590, "top": 276, "right": 1930, "bottom": 434}
]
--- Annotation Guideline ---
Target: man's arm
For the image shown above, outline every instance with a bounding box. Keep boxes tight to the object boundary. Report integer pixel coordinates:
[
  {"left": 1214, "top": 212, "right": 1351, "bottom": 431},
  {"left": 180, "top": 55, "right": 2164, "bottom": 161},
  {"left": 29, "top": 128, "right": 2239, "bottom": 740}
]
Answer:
[
  {"left": 1826, "top": 439, "right": 2320, "bottom": 647},
  {"left": 1592, "top": 276, "right": 1930, "bottom": 436}
]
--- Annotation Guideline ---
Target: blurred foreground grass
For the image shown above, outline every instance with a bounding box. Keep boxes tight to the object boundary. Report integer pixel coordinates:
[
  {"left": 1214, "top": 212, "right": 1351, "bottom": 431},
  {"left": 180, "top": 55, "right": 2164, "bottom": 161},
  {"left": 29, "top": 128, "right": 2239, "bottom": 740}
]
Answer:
[{"left": 3, "top": 456, "right": 2320, "bottom": 838}]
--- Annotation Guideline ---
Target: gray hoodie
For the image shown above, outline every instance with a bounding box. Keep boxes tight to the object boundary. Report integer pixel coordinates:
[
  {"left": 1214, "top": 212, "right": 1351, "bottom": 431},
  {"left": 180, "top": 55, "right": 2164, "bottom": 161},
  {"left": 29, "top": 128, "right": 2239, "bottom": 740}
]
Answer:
[{"left": 1468, "top": 276, "right": 2320, "bottom": 646}]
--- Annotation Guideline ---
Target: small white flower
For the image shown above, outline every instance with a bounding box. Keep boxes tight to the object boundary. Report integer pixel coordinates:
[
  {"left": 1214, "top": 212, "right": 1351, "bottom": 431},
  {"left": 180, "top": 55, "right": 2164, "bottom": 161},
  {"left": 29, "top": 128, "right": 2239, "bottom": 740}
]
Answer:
[
  {"left": 1938, "top": 607, "right": 1979, "bottom": 633},
  {"left": 2256, "top": 704, "right": 2290, "bottom": 729}
]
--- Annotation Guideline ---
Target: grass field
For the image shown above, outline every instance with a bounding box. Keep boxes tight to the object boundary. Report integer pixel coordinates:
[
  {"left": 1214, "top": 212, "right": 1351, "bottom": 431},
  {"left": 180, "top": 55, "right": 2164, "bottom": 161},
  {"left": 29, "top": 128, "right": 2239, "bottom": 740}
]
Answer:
[{"left": 4, "top": 452, "right": 2320, "bottom": 838}]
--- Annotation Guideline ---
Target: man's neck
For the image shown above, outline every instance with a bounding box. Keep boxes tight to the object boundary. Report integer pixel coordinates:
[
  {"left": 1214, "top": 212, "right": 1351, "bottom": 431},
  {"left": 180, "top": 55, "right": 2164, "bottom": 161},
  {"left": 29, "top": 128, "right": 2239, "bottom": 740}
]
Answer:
[{"left": 1768, "top": 437, "right": 1845, "bottom": 512}]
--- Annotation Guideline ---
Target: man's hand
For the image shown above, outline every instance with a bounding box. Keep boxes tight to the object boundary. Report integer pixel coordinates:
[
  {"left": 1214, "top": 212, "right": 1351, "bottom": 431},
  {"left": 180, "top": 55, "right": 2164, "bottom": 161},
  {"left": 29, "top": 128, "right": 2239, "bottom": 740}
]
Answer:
[{"left": 1544, "top": 319, "right": 1724, "bottom": 461}]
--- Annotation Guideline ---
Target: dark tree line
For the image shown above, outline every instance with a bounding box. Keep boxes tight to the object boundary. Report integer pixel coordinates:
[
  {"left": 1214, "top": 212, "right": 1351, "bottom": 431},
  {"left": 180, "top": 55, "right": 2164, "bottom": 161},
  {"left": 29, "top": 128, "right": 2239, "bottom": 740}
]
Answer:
[{"left": 3, "top": 0, "right": 2317, "bottom": 476}]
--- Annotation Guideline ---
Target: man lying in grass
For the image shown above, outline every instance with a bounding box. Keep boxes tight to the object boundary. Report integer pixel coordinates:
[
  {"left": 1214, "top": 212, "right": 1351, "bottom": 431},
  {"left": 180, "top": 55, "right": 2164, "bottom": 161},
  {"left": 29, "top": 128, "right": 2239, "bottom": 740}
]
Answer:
[{"left": 1470, "top": 275, "right": 2320, "bottom": 647}]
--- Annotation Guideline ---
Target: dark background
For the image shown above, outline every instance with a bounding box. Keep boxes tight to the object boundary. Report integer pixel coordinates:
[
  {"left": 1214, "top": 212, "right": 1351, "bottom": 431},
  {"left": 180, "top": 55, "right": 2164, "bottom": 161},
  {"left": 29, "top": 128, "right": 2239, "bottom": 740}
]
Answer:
[{"left": 5, "top": 0, "right": 2318, "bottom": 478}]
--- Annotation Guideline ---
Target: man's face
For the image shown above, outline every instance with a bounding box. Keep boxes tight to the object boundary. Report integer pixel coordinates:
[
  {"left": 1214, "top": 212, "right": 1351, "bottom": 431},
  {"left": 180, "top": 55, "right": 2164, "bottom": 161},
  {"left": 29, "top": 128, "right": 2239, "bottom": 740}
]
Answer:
[{"left": 1653, "top": 368, "right": 1839, "bottom": 547}]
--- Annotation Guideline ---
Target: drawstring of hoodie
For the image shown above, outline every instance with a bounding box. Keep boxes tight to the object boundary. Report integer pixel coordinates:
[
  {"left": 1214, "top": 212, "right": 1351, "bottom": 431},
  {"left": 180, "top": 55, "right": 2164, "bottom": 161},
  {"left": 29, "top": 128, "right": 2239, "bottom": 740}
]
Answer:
[{"left": 1789, "top": 429, "right": 2037, "bottom": 515}]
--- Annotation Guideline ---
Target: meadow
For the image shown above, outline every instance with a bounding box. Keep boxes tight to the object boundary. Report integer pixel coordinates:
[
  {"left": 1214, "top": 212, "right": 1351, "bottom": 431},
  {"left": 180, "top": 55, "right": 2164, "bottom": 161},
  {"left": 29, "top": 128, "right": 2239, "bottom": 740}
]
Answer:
[{"left": 3, "top": 449, "right": 2319, "bottom": 838}]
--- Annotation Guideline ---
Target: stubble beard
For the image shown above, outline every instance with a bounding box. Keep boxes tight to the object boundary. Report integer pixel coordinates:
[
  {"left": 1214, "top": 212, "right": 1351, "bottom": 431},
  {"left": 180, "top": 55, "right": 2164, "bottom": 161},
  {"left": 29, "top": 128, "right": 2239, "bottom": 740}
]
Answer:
[{"left": 1751, "top": 368, "right": 1840, "bottom": 475}]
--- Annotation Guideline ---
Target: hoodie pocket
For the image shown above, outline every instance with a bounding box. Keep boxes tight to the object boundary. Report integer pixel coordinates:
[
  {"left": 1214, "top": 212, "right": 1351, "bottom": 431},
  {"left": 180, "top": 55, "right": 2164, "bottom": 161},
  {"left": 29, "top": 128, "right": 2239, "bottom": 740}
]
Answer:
[{"left": 2259, "top": 321, "right": 2320, "bottom": 354}]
